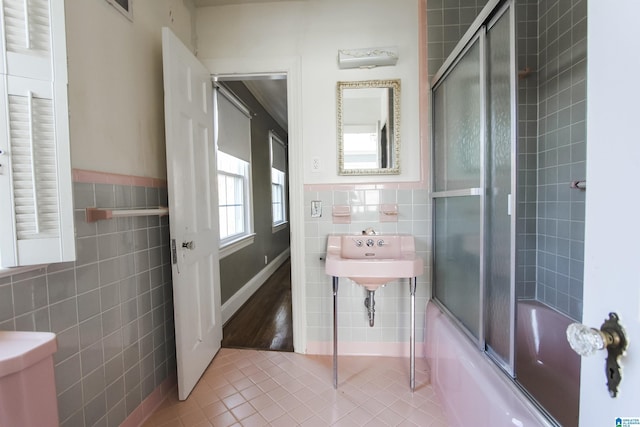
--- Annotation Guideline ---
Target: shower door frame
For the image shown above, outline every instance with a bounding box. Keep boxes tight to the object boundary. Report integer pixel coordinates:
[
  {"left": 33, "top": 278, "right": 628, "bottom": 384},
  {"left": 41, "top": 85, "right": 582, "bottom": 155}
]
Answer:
[{"left": 430, "top": 0, "right": 518, "bottom": 376}]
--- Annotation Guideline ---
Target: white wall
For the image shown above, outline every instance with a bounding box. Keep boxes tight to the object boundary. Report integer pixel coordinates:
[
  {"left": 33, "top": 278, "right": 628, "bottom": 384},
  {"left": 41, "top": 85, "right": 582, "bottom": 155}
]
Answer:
[
  {"left": 65, "top": 0, "right": 196, "bottom": 179},
  {"left": 195, "top": 0, "right": 421, "bottom": 184}
]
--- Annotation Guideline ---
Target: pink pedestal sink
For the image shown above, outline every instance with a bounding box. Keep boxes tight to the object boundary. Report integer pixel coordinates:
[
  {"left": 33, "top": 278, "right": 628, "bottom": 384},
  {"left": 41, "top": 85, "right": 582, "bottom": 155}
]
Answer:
[
  {"left": 325, "top": 234, "right": 423, "bottom": 290},
  {"left": 325, "top": 233, "right": 424, "bottom": 391}
]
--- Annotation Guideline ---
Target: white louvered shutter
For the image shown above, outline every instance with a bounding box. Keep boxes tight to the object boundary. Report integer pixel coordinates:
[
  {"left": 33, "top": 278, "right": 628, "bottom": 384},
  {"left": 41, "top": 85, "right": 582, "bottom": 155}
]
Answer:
[{"left": 0, "top": 0, "right": 74, "bottom": 267}]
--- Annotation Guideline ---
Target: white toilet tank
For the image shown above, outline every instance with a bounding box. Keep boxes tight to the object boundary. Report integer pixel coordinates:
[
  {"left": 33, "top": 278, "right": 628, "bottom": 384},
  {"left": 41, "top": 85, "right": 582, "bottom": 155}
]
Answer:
[{"left": 0, "top": 331, "right": 59, "bottom": 427}]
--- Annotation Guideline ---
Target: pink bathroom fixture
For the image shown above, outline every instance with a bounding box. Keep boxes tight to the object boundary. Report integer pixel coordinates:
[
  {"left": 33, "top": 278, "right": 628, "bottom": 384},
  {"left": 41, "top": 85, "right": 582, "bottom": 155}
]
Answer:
[
  {"left": 326, "top": 232, "right": 424, "bottom": 391},
  {"left": 425, "top": 302, "right": 556, "bottom": 426},
  {"left": 0, "top": 331, "right": 59, "bottom": 427},
  {"left": 325, "top": 233, "right": 423, "bottom": 291}
]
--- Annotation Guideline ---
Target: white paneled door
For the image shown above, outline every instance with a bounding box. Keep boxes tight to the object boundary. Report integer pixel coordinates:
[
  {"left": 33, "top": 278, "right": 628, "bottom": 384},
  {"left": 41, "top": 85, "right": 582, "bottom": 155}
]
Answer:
[
  {"left": 162, "top": 28, "right": 222, "bottom": 400},
  {"left": 580, "top": 0, "right": 640, "bottom": 424}
]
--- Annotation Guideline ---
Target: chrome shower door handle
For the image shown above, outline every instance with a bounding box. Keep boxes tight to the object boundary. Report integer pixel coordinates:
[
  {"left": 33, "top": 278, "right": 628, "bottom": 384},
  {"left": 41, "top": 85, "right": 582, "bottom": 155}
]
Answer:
[{"left": 566, "top": 313, "right": 628, "bottom": 397}]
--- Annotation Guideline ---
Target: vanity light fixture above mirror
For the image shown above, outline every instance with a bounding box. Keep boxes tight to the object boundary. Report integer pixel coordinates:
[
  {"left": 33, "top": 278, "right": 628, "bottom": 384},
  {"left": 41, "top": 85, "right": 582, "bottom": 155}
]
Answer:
[{"left": 337, "top": 46, "right": 399, "bottom": 69}]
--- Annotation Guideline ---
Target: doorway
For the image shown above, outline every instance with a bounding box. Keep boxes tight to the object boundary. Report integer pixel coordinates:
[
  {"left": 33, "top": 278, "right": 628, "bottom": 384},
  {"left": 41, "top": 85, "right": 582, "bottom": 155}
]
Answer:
[{"left": 215, "top": 76, "right": 293, "bottom": 352}]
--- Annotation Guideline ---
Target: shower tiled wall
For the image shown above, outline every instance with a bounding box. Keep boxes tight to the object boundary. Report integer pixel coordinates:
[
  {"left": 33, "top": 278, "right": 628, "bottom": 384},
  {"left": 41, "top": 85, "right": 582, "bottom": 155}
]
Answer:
[
  {"left": 426, "top": 0, "right": 489, "bottom": 79},
  {"left": 516, "top": 0, "right": 539, "bottom": 299},
  {"left": 426, "top": 0, "right": 586, "bottom": 320},
  {"left": 536, "top": 0, "right": 587, "bottom": 320},
  {"left": 304, "top": 188, "right": 430, "bottom": 347},
  {"left": 0, "top": 180, "right": 175, "bottom": 427}
]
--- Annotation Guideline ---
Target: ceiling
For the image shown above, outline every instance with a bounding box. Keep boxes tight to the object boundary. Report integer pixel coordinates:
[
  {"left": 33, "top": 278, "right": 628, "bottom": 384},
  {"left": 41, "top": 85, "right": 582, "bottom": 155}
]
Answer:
[{"left": 243, "top": 78, "right": 288, "bottom": 131}]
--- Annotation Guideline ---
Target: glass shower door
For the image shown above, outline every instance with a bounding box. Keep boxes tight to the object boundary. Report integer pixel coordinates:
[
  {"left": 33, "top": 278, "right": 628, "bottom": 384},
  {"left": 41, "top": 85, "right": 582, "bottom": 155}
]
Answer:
[
  {"left": 484, "top": 5, "right": 516, "bottom": 371},
  {"left": 431, "top": 2, "right": 516, "bottom": 370},
  {"left": 432, "top": 36, "right": 484, "bottom": 342}
]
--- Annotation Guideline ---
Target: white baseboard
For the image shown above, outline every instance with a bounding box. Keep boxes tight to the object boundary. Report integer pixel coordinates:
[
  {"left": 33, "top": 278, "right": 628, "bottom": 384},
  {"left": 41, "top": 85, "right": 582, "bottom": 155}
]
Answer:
[{"left": 221, "top": 249, "right": 291, "bottom": 324}]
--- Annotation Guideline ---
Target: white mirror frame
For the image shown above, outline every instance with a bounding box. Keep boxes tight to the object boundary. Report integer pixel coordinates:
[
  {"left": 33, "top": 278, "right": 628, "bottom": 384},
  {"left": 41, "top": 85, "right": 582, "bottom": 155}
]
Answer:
[{"left": 337, "top": 79, "right": 401, "bottom": 175}]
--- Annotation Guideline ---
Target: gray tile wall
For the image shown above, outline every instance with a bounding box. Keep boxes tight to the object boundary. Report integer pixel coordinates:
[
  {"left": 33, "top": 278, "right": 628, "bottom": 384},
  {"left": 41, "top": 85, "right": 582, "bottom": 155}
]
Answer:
[
  {"left": 427, "top": 0, "right": 541, "bottom": 301},
  {"left": 426, "top": 0, "right": 586, "bottom": 320},
  {"left": 426, "top": 0, "right": 489, "bottom": 79},
  {"left": 536, "top": 0, "right": 586, "bottom": 320},
  {"left": 516, "top": 0, "right": 539, "bottom": 300},
  {"left": 0, "top": 182, "right": 176, "bottom": 427}
]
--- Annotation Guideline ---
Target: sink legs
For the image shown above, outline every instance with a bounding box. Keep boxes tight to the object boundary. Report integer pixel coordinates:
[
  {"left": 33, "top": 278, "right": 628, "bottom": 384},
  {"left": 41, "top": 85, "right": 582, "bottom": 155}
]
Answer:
[
  {"left": 410, "top": 277, "right": 416, "bottom": 392},
  {"left": 333, "top": 276, "right": 339, "bottom": 389},
  {"left": 332, "top": 276, "right": 418, "bottom": 391}
]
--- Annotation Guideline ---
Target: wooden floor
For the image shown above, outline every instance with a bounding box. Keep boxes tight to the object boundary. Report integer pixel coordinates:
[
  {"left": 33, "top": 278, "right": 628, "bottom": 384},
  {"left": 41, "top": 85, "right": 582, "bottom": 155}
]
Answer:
[{"left": 221, "top": 258, "right": 293, "bottom": 352}]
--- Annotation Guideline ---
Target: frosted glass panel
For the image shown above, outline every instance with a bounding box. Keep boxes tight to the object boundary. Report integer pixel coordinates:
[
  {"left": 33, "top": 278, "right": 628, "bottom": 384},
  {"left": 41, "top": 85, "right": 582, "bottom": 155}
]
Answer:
[
  {"left": 433, "top": 197, "right": 481, "bottom": 338},
  {"left": 485, "top": 10, "right": 513, "bottom": 365},
  {"left": 433, "top": 40, "right": 482, "bottom": 192}
]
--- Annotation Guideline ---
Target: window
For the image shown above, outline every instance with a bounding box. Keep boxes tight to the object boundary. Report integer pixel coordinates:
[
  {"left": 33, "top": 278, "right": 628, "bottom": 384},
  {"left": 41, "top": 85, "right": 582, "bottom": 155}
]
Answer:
[
  {"left": 272, "top": 170, "right": 285, "bottom": 223},
  {"left": 214, "top": 85, "right": 254, "bottom": 257},
  {"left": 0, "top": 0, "right": 75, "bottom": 267},
  {"left": 217, "top": 151, "right": 250, "bottom": 242},
  {"left": 343, "top": 124, "right": 380, "bottom": 169},
  {"left": 269, "top": 131, "right": 287, "bottom": 231}
]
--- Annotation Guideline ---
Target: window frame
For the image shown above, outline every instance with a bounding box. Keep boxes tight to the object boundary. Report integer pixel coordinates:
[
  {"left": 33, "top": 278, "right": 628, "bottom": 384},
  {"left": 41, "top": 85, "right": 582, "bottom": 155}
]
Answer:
[
  {"left": 269, "top": 131, "right": 288, "bottom": 232},
  {"left": 214, "top": 87, "right": 255, "bottom": 258},
  {"left": 217, "top": 169, "right": 248, "bottom": 242},
  {"left": 217, "top": 155, "right": 255, "bottom": 258},
  {"left": 271, "top": 170, "right": 286, "bottom": 229}
]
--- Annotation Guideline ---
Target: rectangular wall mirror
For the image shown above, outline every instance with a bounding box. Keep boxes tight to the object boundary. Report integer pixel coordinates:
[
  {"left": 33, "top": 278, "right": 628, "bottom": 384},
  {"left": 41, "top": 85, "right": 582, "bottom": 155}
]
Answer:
[{"left": 337, "top": 79, "right": 400, "bottom": 175}]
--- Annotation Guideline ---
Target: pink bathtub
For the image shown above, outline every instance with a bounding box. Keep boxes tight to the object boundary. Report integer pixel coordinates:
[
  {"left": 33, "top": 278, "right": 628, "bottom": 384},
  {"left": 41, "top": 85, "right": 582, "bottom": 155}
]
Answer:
[
  {"left": 516, "top": 300, "right": 580, "bottom": 427},
  {"left": 425, "top": 301, "right": 555, "bottom": 427}
]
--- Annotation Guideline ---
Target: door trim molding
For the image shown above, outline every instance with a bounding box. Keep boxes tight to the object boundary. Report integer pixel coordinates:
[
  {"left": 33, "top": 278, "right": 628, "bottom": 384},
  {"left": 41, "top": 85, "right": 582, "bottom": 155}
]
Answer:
[{"left": 201, "top": 55, "right": 306, "bottom": 353}]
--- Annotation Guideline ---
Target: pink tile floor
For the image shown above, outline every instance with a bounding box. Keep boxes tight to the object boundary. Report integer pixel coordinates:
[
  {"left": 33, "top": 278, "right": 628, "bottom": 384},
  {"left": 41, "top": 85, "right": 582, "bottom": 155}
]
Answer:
[{"left": 142, "top": 348, "right": 447, "bottom": 427}]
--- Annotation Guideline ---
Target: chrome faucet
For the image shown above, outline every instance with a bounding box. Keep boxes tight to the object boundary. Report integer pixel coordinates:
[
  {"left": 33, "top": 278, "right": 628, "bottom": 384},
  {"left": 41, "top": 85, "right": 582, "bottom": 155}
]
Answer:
[{"left": 362, "top": 227, "right": 377, "bottom": 236}]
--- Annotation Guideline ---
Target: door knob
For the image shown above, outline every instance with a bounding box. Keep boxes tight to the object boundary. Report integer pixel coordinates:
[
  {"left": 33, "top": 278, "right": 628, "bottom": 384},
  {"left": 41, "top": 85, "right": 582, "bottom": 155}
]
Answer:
[
  {"left": 182, "top": 241, "right": 194, "bottom": 250},
  {"left": 566, "top": 313, "right": 628, "bottom": 397}
]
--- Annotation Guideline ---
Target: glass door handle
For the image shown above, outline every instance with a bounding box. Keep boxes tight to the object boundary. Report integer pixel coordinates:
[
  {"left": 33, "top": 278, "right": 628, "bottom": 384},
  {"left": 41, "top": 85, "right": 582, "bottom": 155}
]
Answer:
[{"left": 566, "top": 313, "right": 628, "bottom": 397}]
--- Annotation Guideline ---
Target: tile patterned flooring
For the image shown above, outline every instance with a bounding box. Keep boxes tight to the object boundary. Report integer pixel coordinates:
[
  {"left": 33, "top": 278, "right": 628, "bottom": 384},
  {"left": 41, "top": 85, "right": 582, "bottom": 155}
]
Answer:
[{"left": 142, "top": 348, "right": 447, "bottom": 427}]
